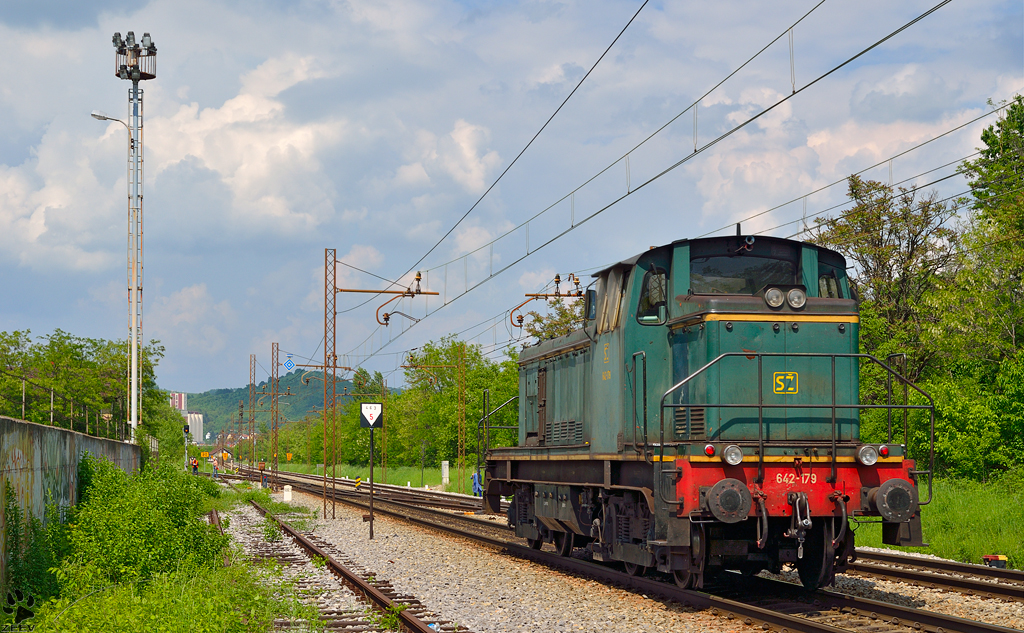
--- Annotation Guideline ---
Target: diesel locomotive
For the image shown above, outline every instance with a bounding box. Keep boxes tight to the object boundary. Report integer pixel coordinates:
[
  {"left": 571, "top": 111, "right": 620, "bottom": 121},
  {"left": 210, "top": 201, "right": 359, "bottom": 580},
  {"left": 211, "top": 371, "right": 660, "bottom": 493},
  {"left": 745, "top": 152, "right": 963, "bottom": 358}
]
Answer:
[{"left": 483, "top": 233, "right": 934, "bottom": 590}]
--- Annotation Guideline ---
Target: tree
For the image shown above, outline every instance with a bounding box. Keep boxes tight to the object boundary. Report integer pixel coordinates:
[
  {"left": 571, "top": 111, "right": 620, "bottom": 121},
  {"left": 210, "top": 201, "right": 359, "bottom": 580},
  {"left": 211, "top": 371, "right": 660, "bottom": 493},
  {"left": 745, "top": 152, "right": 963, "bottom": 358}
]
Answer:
[
  {"left": 523, "top": 296, "right": 584, "bottom": 342},
  {"left": 809, "top": 176, "right": 960, "bottom": 378},
  {"left": 961, "top": 95, "right": 1024, "bottom": 232}
]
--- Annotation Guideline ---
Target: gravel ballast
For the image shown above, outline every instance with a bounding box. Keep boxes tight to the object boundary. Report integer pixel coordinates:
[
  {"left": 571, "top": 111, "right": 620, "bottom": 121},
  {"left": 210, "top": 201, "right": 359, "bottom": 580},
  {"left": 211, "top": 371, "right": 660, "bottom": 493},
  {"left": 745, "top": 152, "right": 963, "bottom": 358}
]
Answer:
[
  {"left": 285, "top": 490, "right": 1024, "bottom": 632},
  {"left": 287, "top": 491, "right": 729, "bottom": 633},
  {"left": 224, "top": 502, "right": 373, "bottom": 630}
]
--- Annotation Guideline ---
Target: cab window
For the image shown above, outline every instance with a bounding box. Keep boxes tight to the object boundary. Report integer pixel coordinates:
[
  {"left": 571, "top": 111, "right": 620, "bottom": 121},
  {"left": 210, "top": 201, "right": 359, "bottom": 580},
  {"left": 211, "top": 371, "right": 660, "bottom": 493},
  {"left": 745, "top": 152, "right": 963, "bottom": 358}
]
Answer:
[
  {"left": 636, "top": 268, "right": 667, "bottom": 324},
  {"left": 818, "top": 263, "right": 844, "bottom": 299},
  {"left": 690, "top": 255, "right": 796, "bottom": 294}
]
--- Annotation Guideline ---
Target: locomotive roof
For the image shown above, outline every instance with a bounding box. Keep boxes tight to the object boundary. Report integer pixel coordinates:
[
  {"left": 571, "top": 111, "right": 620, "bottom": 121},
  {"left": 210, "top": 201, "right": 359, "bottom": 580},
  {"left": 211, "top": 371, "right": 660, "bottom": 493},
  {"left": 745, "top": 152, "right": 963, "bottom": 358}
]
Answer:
[{"left": 591, "top": 235, "right": 842, "bottom": 278}]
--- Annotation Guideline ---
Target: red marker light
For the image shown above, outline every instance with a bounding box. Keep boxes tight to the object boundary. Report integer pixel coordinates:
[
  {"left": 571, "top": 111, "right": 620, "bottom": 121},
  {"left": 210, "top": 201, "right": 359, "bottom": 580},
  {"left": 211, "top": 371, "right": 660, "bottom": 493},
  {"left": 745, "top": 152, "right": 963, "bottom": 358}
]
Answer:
[
  {"left": 879, "top": 445, "right": 890, "bottom": 458},
  {"left": 704, "top": 444, "right": 715, "bottom": 457}
]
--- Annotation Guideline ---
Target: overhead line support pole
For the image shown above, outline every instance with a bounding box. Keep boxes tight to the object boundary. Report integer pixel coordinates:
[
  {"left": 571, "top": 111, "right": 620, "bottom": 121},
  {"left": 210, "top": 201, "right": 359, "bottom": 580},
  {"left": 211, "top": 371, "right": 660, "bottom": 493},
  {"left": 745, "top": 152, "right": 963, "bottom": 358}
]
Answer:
[
  {"left": 249, "top": 354, "right": 256, "bottom": 469},
  {"left": 325, "top": 248, "right": 336, "bottom": 519}
]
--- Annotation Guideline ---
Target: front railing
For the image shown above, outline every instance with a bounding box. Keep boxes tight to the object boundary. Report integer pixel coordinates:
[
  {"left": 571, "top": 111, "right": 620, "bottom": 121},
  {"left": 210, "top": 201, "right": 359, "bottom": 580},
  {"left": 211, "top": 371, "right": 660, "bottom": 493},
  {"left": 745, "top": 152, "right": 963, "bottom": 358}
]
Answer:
[
  {"left": 654, "top": 352, "right": 935, "bottom": 509},
  {"left": 476, "top": 389, "right": 520, "bottom": 481}
]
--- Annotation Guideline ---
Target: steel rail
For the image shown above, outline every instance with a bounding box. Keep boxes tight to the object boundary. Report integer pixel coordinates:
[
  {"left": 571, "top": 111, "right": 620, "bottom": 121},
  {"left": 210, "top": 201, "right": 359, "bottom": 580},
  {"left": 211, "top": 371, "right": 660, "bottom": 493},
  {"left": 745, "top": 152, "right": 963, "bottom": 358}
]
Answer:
[
  {"left": 855, "top": 549, "right": 1024, "bottom": 585},
  {"left": 207, "top": 509, "right": 231, "bottom": 567},
  {"left": 248, "top": 499, "right": 436, "bottom": 633},
  {"left": 227, "top": 469, "right": 1024, "bottom": 602},
  {"left": 740, "top": 575, "right": 1023, "bottom": 633},
  {"left": 272, "top": 475, "right": 860, "bottom": 633},
  {"left": 296, "top": 491, "right": 850, "bottom": 633},
  {"left": 846, "top": 561, "right": 1024, "bottom": 602},
  {"left": 276, "top": 471, "right": 1019, "bottom": 633},
  {"left": 237, "top": 465, "right": 502, "bottom": 511}
]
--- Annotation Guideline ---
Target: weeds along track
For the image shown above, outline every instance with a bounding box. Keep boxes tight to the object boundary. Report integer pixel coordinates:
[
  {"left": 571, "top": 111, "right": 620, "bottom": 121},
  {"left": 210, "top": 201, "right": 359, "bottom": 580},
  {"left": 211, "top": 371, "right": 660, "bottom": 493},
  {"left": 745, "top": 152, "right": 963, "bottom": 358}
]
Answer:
[
  {"left": 267, "top": 470, "right": 1023, "bottom": 633},
  {"left": 221, "top": 481, "right": 470, "bottom": 632}
]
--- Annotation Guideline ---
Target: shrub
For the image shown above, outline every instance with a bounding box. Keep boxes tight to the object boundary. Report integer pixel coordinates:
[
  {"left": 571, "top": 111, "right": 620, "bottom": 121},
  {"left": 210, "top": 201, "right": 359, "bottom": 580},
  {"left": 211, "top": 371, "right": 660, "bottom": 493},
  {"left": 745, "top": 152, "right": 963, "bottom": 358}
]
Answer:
[{"left": 56, "top": 458, "right": 229, "bottom": 591}]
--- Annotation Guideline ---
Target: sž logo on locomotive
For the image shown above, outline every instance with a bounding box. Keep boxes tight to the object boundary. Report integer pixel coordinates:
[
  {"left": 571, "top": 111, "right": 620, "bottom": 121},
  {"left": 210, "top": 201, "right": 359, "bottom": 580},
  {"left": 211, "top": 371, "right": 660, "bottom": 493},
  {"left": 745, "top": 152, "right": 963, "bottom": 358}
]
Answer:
[{"left": 773, "top": 371, "right": 798, "bottom": 394}]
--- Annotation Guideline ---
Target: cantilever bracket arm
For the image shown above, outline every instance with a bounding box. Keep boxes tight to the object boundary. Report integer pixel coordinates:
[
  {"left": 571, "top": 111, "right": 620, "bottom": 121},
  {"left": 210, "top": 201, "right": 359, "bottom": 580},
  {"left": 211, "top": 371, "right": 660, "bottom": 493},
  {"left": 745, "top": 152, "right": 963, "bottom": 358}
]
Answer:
[
  {"left": 377, "top": 292, "right": 411, "bottom": 325},
  {"left": 375, "top": 289, "right": 439, "bottom": 326},
  {"left": 510, "top": 295, "right": 542, "bottom": 328},
  {"left": 510, "top": 290, "right": 584, "bottom": 328}
]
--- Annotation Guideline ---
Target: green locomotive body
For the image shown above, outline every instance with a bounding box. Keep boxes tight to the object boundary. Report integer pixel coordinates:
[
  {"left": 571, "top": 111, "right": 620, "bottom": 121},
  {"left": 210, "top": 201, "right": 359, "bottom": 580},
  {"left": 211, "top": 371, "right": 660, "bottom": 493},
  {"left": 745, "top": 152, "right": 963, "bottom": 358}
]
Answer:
[{"left": 484, "top": 234, "right": 934, "bottom": 589}]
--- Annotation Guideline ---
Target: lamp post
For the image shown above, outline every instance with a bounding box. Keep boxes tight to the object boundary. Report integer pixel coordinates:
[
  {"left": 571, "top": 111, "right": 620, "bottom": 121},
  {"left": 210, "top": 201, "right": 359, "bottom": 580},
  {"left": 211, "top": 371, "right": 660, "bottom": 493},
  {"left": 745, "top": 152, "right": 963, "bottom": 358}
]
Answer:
[{"left": 93, "top": 31, "right": 156, "bottom": 444}]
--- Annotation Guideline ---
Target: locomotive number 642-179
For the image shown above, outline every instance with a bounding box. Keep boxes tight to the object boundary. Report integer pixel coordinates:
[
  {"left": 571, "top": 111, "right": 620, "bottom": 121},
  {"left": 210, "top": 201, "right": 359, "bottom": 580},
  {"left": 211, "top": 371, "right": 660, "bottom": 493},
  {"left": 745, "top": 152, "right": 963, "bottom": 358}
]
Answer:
[{"left": 485, "top": 233, "right": 934, "bottom": 590}]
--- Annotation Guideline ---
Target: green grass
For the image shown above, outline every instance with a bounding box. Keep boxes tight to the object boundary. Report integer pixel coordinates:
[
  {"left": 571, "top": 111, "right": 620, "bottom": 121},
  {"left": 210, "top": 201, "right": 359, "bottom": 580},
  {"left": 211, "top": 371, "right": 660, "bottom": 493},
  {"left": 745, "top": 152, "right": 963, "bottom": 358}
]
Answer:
[
  {"left": 854, "top": 472, "right": 1024, "bottom": 569},
  {"left": 29, "top": 560, "right": 322, "bottom": 632}
]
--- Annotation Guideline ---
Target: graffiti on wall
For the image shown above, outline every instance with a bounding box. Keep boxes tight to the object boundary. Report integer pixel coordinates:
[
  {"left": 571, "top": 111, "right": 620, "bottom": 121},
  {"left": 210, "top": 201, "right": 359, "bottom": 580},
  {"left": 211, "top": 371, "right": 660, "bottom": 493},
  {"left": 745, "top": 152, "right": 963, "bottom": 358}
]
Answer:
[{"left": 0, "top": 416, "right": 140, "bottom": 578}]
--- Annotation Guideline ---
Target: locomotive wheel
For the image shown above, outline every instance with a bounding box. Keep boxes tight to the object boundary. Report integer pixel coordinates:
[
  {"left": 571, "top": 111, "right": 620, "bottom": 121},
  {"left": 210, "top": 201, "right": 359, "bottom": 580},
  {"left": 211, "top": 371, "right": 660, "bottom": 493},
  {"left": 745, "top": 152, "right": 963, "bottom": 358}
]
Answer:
[
  {"left": 797, "top": 522, "right": 836, "bottom": 591},
  {"left": 554, "top": 531, "right": 575, "bottom": 557},
  {"left": 526, "top": 537, "right": 543, "bottom": 550},
  {"left": 673, "top": 569, "right": 696, "bottom": 589},
  {"left": 623, "top": 562, "right": 648, "bottom": 577}
]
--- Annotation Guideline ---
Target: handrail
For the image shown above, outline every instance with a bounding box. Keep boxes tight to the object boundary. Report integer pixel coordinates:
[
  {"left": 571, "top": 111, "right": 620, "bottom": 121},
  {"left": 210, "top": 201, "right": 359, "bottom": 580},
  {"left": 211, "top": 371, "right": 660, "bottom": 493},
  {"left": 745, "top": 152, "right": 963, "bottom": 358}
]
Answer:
[
  {"left": 631, "top": 351, "right": 650, "bottom": 463},
  {"left": 655, "top": 352, "right": 935, "bottom": 512},
  {"left": 476, "top": 389, "right": 520, "bottom": 487},
  {"left": 886, "top": 353, "right": 909, "bottom": 449}
]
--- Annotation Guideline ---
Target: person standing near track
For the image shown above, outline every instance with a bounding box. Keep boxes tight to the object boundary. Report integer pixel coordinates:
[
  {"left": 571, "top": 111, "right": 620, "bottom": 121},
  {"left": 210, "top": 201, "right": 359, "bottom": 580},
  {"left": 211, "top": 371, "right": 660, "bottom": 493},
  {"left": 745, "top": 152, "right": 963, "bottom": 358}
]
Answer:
[{"left": 191, "top": 457, "right": 198, "bottom": 475}]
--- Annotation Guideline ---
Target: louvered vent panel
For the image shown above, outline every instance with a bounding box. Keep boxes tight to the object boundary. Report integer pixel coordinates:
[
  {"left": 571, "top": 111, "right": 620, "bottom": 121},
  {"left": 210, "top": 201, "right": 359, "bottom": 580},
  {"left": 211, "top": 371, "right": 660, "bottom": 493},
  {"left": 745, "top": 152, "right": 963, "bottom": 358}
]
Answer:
[
  {"left": 675, "top": 407, "right": 707, "bottom": 438},
  {"left": 545, "top": 420, "right": 583, "bottom": 445}
]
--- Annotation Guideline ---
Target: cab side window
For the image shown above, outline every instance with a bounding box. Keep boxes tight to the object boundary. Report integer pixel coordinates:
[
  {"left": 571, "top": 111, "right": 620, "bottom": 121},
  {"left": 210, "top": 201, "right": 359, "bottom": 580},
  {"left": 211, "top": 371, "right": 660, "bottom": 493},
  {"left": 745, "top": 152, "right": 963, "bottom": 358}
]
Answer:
[
  {"left": 817, "top": 262, "right": 843, "bottom": 299},
  {"left": 637, "top": 268, "right": 667, "bottom": 324},
  {"left": 819, "top": 274, "right": 840, "bottom": 299},
  {"left": 598, "top": 268, "right": 627, "bottom": 333}
]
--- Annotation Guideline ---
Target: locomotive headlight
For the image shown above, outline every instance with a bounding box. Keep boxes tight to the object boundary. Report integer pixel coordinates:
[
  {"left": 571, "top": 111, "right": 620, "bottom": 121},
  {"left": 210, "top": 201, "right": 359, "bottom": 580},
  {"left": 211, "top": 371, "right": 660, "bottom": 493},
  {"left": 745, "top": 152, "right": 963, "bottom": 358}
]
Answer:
[
  {"left": 787, "top": 288, "right": 807, "bottom": 309},
  {"left": 765, "top": 287, "right": 785, "bottom": 308},
  {"left": 723, "top": 444, "right": 744, "bottom": 466},
  {"left": 857, "top": 445, "right": 879, "bottom": 466}
]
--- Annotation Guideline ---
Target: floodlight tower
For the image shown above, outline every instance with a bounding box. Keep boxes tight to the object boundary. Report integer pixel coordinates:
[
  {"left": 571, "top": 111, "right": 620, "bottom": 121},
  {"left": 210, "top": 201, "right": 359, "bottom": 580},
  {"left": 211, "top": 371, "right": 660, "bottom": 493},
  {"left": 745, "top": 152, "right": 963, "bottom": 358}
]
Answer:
[{"left": 112, "top": 31, "right": 156, "bottom": 443}]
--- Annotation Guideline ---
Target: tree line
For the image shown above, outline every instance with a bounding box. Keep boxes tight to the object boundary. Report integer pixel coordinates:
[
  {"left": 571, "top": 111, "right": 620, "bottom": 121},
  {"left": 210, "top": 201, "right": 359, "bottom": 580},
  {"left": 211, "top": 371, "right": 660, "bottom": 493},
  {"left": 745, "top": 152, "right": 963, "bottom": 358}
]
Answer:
[
  {"left": 232, "top": 337, "right": 520, "bottom": 476},
  {"left": 0, "top": 329, "right": 191, "bottom": 466}
]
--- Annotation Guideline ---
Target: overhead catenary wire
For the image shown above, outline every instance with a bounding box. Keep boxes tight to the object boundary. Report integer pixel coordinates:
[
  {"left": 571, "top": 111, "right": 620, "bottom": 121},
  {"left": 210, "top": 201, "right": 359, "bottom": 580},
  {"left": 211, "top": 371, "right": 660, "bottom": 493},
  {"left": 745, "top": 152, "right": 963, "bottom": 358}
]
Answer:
[
  {"left": 340, "top": 0, "right": 955, "bottom": 366},
  {"left": 336, "top": 0, "right": 650, "bottom": 316},
  {"left": 798, "top": 181, "right": 1024, "bottom": 247},
  {"left": 755, "top": 168, "right": 969, "bottom": 237},
  {"left": 698, "top": 101, "right": 1013, "bottom": 239}
]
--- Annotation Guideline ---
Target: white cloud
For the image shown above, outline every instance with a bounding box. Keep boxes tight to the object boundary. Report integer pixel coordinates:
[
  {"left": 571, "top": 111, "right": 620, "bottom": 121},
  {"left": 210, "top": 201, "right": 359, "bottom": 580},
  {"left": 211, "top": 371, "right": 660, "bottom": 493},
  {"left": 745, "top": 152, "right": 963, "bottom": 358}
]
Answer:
[
  {"left": 394, "top": 162, "right": 431, "bottom": 188},
  {"left": 148, "top": 283, "right": 235, "bottom": 355},
  {"left": 518, "top": 268, "right": 556, "bottom": 291}
]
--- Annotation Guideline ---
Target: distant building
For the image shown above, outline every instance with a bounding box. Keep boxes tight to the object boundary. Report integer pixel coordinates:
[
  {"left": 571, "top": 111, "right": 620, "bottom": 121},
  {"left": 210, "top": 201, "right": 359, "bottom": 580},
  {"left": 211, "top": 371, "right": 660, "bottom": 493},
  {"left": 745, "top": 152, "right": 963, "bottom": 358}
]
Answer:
[
  {"left": 186, "top": 412, "right": 204, "bottom": 441},
  {"left": 169, "top": 392, "right": 188, "bottom": 412}
]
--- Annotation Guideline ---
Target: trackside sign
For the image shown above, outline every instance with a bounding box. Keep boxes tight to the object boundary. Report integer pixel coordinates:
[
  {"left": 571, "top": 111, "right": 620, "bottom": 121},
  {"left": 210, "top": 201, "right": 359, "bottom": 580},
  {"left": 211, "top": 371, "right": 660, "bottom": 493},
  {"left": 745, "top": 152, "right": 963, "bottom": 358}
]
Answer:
[{"left": 360, "top": 403, "right": 383, "bottom": 428}]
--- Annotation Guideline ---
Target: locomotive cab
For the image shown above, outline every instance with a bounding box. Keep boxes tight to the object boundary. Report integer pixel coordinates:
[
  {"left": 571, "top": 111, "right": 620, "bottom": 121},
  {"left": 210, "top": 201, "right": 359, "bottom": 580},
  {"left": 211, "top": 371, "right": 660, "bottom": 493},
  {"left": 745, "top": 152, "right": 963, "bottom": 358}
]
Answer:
[{"left": 485, "top": 234, "right": 934, "bottom": 591}]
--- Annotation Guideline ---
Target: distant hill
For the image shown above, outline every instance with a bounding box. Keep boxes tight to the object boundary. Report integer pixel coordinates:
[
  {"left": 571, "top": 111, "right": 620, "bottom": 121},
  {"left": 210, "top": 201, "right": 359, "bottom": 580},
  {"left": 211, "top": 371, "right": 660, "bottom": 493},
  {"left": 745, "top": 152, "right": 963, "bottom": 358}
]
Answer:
[{"left": 186, "top": 370, "right": 356, "bottom": 439}]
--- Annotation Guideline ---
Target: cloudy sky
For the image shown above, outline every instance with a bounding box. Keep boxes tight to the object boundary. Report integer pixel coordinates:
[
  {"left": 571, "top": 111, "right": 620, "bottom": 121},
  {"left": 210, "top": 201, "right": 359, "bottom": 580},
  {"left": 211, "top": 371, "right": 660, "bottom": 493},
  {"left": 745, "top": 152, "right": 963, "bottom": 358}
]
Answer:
[{"left": 0, "top": 0, "right": 1020, "bottom": 392}]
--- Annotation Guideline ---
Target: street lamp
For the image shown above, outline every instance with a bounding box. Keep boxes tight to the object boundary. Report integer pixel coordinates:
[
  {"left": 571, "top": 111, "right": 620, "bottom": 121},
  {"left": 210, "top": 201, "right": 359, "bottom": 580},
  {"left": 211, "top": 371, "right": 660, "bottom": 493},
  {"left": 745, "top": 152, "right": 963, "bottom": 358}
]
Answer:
[{"left": 92, "top": 31, "right": 157, "bottom": 444}]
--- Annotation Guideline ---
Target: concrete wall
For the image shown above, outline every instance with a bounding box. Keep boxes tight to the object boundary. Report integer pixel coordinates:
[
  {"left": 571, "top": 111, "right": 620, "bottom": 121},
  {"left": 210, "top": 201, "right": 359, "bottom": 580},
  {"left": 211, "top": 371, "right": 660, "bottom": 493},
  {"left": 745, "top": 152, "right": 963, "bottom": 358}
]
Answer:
[{"left": 0, "top": 415, "right": 141, "bottom": 575}]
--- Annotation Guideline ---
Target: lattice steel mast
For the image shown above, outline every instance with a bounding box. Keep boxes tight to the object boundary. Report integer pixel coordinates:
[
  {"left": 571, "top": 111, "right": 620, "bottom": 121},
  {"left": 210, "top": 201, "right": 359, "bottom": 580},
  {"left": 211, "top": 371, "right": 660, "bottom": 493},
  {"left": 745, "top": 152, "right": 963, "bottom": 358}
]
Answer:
[{"left": 109, "top": 31, "right": 156, "bottom": 443}]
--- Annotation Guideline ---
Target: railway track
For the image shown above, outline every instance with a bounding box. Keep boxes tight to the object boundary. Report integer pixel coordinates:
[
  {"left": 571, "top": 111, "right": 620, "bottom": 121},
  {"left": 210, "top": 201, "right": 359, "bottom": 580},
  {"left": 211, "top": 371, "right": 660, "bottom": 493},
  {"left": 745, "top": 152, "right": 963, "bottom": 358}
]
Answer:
[
  {"left": 233, "top": 467, "right": 1024, "bottom": 603},
  {"left": 220, "top": 479, "right": 468, "bottom": 632},
  {"left": 848, "top": 550, "right": 1024, "bottom": 602},
  {"left": 234, "top": 466, "right": 503, "bottom": 513},
  {"left": 264, "top": 469, "right": 1022, "bottom": 633}
]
